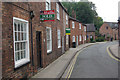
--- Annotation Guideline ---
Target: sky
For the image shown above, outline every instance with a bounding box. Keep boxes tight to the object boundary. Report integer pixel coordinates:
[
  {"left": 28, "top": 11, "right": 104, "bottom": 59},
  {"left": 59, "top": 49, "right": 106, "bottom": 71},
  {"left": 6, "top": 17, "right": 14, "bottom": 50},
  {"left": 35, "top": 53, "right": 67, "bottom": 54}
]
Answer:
[
  {"left": 61, "top": 0, "right": 120, "bottom": 22},
  {"left": 86, "top": 0, "right": 120, "bottom": 22}
]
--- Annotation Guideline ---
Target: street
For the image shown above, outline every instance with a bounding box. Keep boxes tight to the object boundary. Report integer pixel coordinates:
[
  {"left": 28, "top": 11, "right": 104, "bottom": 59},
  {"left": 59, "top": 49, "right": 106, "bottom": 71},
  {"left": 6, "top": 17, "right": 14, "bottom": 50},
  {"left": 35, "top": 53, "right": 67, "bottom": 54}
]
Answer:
[{"left": 62, "top": 41, "right": 119, "bottom": 79}]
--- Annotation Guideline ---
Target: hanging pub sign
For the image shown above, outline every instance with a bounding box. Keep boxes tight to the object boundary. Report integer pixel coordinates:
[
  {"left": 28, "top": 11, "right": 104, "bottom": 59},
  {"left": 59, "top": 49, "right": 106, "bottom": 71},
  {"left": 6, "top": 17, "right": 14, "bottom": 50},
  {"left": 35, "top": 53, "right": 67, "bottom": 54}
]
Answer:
[
  {"left": 40, "top": 10, "right": 55, "bottom": 22},
  {"left": 66, "top": 28, "right": 71, "bottom": 35}
]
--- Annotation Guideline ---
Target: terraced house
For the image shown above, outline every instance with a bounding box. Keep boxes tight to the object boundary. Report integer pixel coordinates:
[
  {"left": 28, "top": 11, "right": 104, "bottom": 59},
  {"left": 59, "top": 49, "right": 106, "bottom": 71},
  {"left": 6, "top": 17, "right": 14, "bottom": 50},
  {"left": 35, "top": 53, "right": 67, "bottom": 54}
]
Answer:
[
  {"left": 1, "top": 1, "right": 69, "bottom": 78},
  {"left": 69, "top": 17, "right": 87, "bottom": 48},
  {"left": 86, "top": 24, "right": 95, "bottom": 42}
]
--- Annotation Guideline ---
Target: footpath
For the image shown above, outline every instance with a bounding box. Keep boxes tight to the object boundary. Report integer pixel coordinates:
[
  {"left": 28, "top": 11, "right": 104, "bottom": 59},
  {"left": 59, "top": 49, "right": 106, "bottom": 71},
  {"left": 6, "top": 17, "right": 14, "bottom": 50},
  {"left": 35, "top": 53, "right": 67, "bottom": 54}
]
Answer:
[
  {"left": 109, "top": 44, "right": 120, "bottom": 60},
  {"left": 32, "top": 43, "right": 96, "bottom": 78}
]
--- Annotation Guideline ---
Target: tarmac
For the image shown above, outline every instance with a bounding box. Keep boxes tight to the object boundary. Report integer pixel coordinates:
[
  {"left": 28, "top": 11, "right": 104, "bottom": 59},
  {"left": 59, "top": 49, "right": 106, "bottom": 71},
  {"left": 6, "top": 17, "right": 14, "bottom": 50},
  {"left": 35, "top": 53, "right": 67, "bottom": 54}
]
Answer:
[{"left": 31, "top": 43, "right": 96, "bottom": 78}]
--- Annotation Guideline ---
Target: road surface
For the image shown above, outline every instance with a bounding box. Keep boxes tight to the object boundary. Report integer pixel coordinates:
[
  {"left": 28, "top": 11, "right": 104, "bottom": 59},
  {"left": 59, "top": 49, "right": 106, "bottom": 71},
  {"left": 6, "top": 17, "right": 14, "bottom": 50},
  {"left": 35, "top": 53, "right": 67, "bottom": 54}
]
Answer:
[{"left": 62, "top": 41, "right": 119, "bottom": 79}]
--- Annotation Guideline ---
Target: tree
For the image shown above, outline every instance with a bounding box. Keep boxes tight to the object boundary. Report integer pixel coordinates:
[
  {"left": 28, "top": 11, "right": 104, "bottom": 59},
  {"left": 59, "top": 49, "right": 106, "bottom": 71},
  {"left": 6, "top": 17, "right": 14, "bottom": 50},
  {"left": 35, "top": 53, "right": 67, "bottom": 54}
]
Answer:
[
  {"left": 62, "top": 1, "right": 98, "bottom": 24},
  {"left": 94, "top": 17, "right": 104, "bottom": 31}
]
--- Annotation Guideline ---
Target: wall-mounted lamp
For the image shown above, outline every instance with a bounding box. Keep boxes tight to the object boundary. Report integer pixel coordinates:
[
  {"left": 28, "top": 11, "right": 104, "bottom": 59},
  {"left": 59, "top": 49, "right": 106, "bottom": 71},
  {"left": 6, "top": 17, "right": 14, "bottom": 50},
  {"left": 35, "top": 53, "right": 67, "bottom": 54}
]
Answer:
[{"left": 30, "top": 11, "right": 35, "bottom": 20}]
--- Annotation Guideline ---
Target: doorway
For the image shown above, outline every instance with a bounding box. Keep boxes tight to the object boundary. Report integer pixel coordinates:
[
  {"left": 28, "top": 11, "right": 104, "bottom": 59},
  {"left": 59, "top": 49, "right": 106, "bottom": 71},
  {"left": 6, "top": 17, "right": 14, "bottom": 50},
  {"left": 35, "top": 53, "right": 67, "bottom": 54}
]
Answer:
[
  {"left": 36, "top": 31, "right": 42, "bottom": 68},
  {"left": 76, "top": 36, "right": 78, "bottom": 46}
]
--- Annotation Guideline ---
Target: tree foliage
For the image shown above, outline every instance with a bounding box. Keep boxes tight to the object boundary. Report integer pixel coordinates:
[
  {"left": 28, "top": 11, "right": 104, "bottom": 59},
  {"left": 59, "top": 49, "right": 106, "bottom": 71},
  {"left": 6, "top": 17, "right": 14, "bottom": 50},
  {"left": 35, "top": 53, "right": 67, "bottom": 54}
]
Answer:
[{"left": 62, "top": 1, "right": 103, "bottom": 30}]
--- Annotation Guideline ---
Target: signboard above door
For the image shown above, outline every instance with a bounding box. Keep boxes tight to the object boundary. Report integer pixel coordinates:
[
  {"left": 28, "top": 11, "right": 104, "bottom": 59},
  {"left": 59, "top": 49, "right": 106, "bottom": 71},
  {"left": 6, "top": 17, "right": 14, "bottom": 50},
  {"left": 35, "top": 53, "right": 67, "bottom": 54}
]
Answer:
[{"left": 40, "top": 10, "right": 55, "bottom": 22}]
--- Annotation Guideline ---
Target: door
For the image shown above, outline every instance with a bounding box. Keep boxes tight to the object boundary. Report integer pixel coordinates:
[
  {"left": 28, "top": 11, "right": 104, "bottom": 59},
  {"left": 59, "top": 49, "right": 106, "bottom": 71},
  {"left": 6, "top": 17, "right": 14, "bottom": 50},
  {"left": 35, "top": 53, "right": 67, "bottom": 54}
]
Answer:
[
  {"left": 76, "top": 36, "right": 78, "bottom": 46},
  {"left": 36, "top": 31, "right": 42, "bottom": 68}
]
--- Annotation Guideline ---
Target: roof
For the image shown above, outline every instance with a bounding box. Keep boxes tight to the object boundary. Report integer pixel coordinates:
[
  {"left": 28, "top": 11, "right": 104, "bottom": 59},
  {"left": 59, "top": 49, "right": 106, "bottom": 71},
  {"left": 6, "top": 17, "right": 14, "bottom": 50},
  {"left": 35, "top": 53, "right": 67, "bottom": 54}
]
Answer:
[
  {"left": 86, "top": 24, "right": 95, "bottom": 32},
  {"left": 69, "top": 16, "right": 81, "bottom": 23},
  {"left": 58, "top": 2, "right": 69, "bottom": 15},
  {"left": 104, "top": 22, "right": 118, "bottom": 29}
]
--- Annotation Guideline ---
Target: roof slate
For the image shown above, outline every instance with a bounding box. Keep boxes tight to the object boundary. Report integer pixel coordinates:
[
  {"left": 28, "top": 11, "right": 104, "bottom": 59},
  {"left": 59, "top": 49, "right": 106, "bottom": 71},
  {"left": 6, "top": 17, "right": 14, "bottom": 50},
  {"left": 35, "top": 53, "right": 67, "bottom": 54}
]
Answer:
[
  {"left": 104, "top": 22, "right": 118, "bottom": 29},
  {"left": 86, "top": 24, "right": 95, "bottom": 32}
]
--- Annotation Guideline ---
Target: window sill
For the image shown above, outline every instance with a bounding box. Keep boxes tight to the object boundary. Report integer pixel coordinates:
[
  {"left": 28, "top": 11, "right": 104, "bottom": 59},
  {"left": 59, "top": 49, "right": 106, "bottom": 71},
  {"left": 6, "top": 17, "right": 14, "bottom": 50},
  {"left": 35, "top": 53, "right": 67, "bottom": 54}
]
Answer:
[
  {"left": 47, "top": 50, "right": 52, "bottom": 54},
  {"left": 57, "top": 19, "right": 60, "bottom": 21},
  {"left": 58, "top": 46, "right": 61, "bottom": 48},
  {"left": 15, "top": 59, "right": 30, "bottom": 69}
]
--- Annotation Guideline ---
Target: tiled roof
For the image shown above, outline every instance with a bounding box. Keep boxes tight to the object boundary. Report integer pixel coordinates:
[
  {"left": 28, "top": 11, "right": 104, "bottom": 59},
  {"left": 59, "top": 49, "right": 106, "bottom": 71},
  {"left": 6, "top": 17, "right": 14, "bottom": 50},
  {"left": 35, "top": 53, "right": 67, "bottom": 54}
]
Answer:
[
  {"left": 104, "top": 22, "right": 118, "bottom": 29},
  {"left": 86, "top": 24, "right": 95, "bottom": 32}
]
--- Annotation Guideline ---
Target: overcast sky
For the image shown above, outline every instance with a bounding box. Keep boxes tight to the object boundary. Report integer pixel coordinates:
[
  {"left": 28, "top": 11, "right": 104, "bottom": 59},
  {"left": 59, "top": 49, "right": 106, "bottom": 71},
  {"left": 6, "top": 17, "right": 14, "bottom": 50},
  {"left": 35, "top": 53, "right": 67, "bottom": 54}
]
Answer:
[
  {"left": 87, "top": 0, "right": 120, "bottom": 22},
  {"left": 61, "top": 0, "right": 120, "bottom": 22}
]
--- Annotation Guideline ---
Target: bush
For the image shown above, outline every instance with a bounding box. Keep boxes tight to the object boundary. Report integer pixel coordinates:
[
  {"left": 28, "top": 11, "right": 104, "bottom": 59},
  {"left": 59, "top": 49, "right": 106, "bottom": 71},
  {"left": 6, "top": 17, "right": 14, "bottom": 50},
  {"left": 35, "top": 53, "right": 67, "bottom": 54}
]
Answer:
[
  {"left": 95, "top": 36, "right": 105, "bottom": 42},
  {"left": 90, "top": 37, "right": 96, "bottom": 43},
  {"left": 90, "top": 40, "right": 96, "bottom": 43}
]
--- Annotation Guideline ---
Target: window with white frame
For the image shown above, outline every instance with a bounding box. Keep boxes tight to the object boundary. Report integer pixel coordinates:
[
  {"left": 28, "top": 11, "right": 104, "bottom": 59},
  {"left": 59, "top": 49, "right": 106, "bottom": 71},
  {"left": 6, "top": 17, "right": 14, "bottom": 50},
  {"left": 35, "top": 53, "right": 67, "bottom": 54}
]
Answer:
[
  {"left": 72, "top": 21, "right": 75, "bottom": 28},
  {"left": 46, "top": 0, "right": 51, "bottom": 10},
  {"left": 79, "top": 23, "right": 81, "bottom": 29},
  {"left": 13, "top": 17, "right": 29, "bottom": 68},
  {"left": 56, "top": 3, "right": 60, "bottom": 20},
  {"left": 66, "top": 15, "right": 68, "bottom": 25},
  {"left": 66, "top": 35, "right": 69, "bottom": 45},
  {"left": 84, "top": 26, "right": 86, "bottom": 31},
  {"left": 57, "top": 29, "right": 61, "bottom": 48},
  {"left": 46, "top": 27, "right": 52, "bottom": 53},
  {"left": 72, "top": 36, "right": 75, "bottom": 42},
  {"left": 79, "top": 35, "right": 82, "bottom": 41},
  {"left": 85, "top": 35, "right": 86, "bottom": 40}
]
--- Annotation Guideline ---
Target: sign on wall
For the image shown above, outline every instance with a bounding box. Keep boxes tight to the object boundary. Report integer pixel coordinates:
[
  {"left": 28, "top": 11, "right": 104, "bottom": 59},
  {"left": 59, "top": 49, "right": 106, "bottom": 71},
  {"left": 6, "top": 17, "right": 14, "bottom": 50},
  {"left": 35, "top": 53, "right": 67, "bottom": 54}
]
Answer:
[
  {"left": 40, "top": 10, "right": 55, "bottom": 22},
  {"left": 66, "top": 28, "right": 71, "bottom": 35}
]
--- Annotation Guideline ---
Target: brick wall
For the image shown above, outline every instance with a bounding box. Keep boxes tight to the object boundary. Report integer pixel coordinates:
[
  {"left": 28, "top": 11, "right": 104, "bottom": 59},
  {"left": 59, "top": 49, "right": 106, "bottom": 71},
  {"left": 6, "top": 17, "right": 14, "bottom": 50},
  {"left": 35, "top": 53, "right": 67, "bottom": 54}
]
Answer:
[
  {"left": 69, "top": 19, "right": 83, "bottom": 48},
  {"left": 2, "top": 2, "right": 34, "bottom": 78},
  {"left": 99, "top": 23, "right": 113, "bottom": 40},
  {"left": 2, "top": 2, "right": 69, "bottom": 78},
  {"left": 82, "top": 25, "right": 87, "bottom": 44},
  {"left": 99, "top": 23, "right": 118, "bottom": 41},
  {"left": 112, "top": 28, "right": 118, "bottom": 40},
  {"left": 87, "top": 32, "right": 95, "bottom": 42},
  {"left": 63, "top": 11, "right": 69, "bottom": 51}
]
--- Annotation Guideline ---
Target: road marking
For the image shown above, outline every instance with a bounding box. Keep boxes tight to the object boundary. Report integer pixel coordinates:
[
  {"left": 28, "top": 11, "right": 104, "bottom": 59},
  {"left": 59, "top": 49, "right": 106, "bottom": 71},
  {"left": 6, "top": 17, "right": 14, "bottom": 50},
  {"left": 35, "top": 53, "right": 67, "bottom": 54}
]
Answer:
[
  {"left": 65, "top": 48, "right": 85, "bottom": 80},
  {"left": 107, "top": 46, "right": 120, "bottom": 62}
]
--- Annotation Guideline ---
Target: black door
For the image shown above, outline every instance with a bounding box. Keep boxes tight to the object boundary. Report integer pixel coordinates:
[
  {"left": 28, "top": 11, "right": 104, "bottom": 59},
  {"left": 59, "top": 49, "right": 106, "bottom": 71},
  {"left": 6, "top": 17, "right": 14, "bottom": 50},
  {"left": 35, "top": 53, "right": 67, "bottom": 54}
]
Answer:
[{"left": 36, "top": 31, "right": 42, "bottom": 68}]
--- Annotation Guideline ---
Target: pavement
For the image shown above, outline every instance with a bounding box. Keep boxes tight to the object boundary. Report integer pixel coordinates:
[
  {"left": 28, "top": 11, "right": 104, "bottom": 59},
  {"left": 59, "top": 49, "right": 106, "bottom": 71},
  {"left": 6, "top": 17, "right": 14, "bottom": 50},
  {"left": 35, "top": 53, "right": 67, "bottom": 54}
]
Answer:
[
  {"left": 31, "top": 43, "right": 96, "bottom": 78},
  {"left": 109, "top": 43, "right": 120, "bottom": 59}
]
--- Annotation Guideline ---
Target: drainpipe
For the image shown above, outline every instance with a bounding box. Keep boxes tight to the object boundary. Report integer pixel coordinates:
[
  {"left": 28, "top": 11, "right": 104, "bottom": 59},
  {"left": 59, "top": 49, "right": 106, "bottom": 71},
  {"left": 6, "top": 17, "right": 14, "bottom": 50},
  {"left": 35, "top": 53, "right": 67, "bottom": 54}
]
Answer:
[{"left": 30, "top": 11, "right": 35, "bottom": 66}]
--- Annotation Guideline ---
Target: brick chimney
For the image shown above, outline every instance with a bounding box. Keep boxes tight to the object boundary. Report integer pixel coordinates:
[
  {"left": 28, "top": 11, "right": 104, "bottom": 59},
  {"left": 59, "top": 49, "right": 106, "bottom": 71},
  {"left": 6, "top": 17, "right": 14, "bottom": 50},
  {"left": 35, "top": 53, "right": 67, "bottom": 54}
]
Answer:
[{"left": 72, "top": 10, "right": 76, "bottom": 19}]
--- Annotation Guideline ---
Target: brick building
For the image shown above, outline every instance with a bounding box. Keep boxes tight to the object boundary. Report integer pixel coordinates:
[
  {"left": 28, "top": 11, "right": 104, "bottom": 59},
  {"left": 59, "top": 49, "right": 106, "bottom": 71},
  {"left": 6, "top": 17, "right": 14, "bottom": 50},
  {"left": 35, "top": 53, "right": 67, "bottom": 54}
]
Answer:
[
  {"left": 69, "top": 17, "right": 86, "bottom": 48},
  {"left": 99, "top": 22, "right": 118, "bottom": 41},
  {"left": 1, "top": 2, "right": 69, "bottom": 78},
  {"left": 86, "top": 24, "right": 95, "bottom": 42},
  {"left": 82, "top": 24, "right": 87, "bottom": 44}
]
